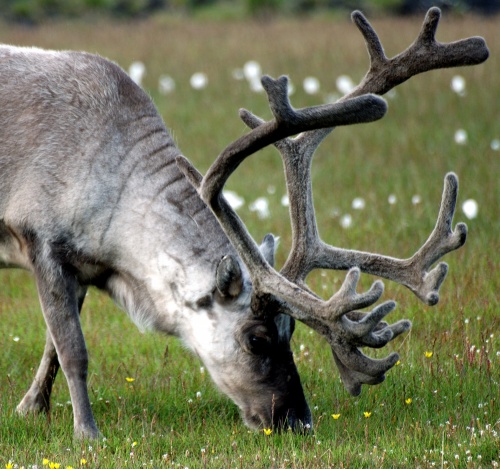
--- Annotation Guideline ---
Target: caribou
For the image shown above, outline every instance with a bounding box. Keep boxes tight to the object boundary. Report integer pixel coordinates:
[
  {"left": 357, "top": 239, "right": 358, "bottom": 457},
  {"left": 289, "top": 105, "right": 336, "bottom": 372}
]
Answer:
[{"left": 0, "top": 8, "right": 488, "bottom": 439}]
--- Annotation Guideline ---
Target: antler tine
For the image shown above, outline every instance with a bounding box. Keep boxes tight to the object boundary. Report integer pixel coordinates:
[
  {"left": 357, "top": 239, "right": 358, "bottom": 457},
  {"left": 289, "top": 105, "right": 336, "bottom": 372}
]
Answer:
[{"left": 346, "top": 7, "right": 489, "bottom": 99}]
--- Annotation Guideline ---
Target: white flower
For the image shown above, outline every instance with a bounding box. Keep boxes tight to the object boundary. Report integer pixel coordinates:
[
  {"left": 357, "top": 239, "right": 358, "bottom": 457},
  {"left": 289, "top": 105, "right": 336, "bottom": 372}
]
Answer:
[
  {"left": 190, "top": 72, "right": 208, "bottom": 90},
  {"left": 451, "top": 75, "right": 466, "bottom": 96},
  {"left": 462, "top": 199, "right": 478, "bottom": 219},
  {"left": 490, "top": 139, "right": 500, "bottom": 151},
  {"left": 243, "top": 60, "right": 262, "bottom": 81},
  {"left": 280, "top": 194, "right": 289, "bottom": 207},
  {"left": 352, "top": 197, "right": 365, "bottom": 210},
  {"left": 411, "top": 195, "right": 421, "bottom": 205},
  {"left": 388, "top": 194, "right": 397, "bottom": 205},
  {"left": 158, "top": 75, "right": 175, "bottom": 94},
  {"left": 249, "top": 197, "right": 270, "bottom": 219},
  {"left": 454, "top": 129, "right": 468, "bottom": 145},
  {"left": 336, "top": 75, "right": 355, "bottom": 94},
  {"left": 303, "top": 76, "right": 320, "bottom": 95},
  {"left": 223, "top": 190, "right": 244, "bottom": 210},
  {"left": 129, "top": 61, "right": 146, "bottom": 86},
  {"left": 340, "top": 214, "right": 352, "bottom": 229}
]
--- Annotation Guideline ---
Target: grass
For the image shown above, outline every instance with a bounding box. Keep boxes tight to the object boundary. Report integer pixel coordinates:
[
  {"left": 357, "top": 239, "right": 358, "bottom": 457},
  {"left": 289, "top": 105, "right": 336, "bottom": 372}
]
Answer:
[{"left": 0, "top": 9, "right": 499, "bottom": 469}]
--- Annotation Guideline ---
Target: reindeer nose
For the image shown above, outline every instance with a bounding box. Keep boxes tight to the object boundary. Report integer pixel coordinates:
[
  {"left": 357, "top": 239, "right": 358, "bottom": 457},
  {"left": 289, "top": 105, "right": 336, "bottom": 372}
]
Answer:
[{"left": 273, "top": 406, "right": 313, "bottom": 433}]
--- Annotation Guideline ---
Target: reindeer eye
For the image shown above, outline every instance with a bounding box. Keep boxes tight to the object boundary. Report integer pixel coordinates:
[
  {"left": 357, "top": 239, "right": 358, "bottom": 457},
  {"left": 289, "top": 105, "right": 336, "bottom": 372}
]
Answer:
[{"left": 248, "top": 334, "right": 271, "bottom": 355}]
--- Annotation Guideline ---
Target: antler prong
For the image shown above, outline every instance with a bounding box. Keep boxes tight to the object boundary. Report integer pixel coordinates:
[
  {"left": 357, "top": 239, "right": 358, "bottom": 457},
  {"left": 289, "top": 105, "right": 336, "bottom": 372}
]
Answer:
[{"left": 351, "top": 10, "right": 387, "bottom": 68}]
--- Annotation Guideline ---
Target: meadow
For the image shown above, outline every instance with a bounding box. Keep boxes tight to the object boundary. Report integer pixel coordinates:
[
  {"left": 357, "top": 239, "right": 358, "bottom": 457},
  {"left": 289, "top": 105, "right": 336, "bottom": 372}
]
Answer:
[{"left": 0, "top": 8, "right": 499, "bottom": 468}]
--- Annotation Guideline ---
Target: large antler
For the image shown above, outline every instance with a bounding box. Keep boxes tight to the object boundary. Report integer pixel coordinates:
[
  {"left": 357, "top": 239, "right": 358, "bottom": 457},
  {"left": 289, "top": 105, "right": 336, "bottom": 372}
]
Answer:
[{"left": 177, "top": 8, "right": 489, "bottom": 396}]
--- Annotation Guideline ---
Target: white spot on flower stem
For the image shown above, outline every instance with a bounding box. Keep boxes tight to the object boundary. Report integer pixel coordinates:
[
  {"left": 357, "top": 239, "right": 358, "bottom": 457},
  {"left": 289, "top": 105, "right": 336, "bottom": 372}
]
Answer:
[
  {"left": 352, "top": 197, "right": 365, "bottom": 210},
  {"left": 451, "top": 75, "right": 466, "bottom": 96},
  {"left": 129, "top": 61, "right": 146, "bottom": 86},
  {"left": 462, "top": 199, "right": 478, "bottom": 219},
  {"left": 303, "top": 76, "right": 320, "bottom": 95},
  {"left": 190, "top": 72, "right": 208, "bottom": 90},
  {"left": 249, "top": 197, "right": 270, "bottom": 219},
  {"left": 340, "top": 214, "right": 352, "bottom": 229},
  {"left": 223, "top": 190, "right": 244, "bottom": 210},
  {"left": 158, "top": 75, "right": 175, "bottom": 94},
  {"left": 243, "top": 60, "right": 261, "bottom": 81},
  {"left": 454, "top": 129, "right": 468, "bottom": 145},
  {"left": 336, "top": 75, "right": 355, "bottom": 95}
]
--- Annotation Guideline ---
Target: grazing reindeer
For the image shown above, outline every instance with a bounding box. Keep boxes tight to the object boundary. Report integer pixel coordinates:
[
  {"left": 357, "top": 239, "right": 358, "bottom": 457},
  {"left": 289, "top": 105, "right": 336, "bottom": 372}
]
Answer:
[{"left": 0, "top": 8, "right": 488, "bottom": 439}]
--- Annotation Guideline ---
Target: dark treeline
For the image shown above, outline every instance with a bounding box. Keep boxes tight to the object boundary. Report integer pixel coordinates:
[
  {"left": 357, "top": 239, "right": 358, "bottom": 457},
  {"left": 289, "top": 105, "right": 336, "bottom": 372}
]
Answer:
[{"left": 0, "top": 0, "right": 498, "bottom": 24}]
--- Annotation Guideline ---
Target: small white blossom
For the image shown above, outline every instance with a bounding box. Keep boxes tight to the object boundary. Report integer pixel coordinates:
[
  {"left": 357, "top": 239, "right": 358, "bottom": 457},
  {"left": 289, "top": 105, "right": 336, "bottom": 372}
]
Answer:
[
  {"left": 243, "top": 60, "right": 261, "bottom": 81},
  {"left": 454, "top": 129, "right": 468, "bottom": 145},
  {"left": 451, "top": 75, "right": 466, "bottom": 96},
  {"left": 352, "top": 197, "right": 365, "bottom": 210},
  {"left": 340, "top": 214, "right": 353, "bottom": 229},
  {"left": 223, "top": 190, "right": 244, "bottom": 210},
  {"left": 129, "top": 61, "right": 146, "bottom": 86},
  {"left": 336, "top": 75, "right": 355, "bottom": 94},
  {"left": 462, "top": 199, "right": 478, "bottom": 219},
  {"left": 190, "top": 72, "right": 208, "bottom": 90},
  {"left": 249, "top": 197, "right": 270, "bottom": 219},
  {"left": 158, "top": 75, "right": 175, "bottom": 94},
  {"left": 303, "top": 76, "right": 320, "bottom": 95}
]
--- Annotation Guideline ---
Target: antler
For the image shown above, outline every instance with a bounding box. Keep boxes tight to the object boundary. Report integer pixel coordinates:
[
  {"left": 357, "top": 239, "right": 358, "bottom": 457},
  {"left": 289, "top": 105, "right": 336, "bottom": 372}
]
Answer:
[{"left": 177, "top": 8, "right": 489, "bottom": 396}]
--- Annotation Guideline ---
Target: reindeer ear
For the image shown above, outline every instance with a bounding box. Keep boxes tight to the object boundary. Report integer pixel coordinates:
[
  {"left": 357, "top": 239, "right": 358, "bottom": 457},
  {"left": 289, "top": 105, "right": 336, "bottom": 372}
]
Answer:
[
  {"left": 259, "top": 234, "right": 278, "bottom": 267},
  {"left": 216, "top": 255, "right": 243, "bottom": 298}
]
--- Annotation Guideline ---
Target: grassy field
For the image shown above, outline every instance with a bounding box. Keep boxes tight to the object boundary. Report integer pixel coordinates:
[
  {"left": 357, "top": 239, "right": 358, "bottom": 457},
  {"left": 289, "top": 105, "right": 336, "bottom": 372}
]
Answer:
[{"left": 0, "top": 9, "right": 499, "bottom": 469}]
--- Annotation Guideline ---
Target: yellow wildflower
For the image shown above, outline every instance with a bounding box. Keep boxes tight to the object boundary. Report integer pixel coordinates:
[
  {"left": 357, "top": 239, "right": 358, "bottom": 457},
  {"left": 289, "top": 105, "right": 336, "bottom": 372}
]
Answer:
[
  {"left": 363, "top": 412, "right": 372, "bottom": 418},
  {"left": 6, "top": 462, "right": 13, "bottom": 469},
  {"left": 424, "top": 351, "right": 433, "bottom": 358},
  {"left": 263, "top": 428, "right": 272, "bottom": 435},
  {"left": 43, "top": 460, "right": 50, "bottom": 466},
  {"left": 66, "top": 466, "right": 74, "bottom": 469},
  {"left": 125, "top": 377, "right": 135, "bottom": 382},
  {"left": 405, "top": 398, "right": 412, "bottom": 405},
  {"left": 395, "top": 360, "right": 401, "bottom": 366},
  {"left": 80, "top": 459, "right": 87, "bottom": 465},
  {"left": 331, "top": 414, "right": 341, "bottom": 420},
  {"left": 132, "top": 441, "right": 138, "bottom": 447}
]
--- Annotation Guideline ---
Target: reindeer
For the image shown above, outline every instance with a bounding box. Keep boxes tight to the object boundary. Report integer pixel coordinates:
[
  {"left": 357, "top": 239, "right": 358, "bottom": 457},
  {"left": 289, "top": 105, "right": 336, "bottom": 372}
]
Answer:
[{"left": 0, "top": 8, "right": 488, "bottom": 439}]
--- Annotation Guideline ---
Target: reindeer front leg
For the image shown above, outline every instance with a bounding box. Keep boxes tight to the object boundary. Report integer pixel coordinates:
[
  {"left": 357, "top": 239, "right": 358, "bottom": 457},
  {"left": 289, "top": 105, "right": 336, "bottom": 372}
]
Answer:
[
  {"left": 17, "top": 285, "right": 87, "bottom": 416},
  {"left": 26, "top": 240, "right": 99, "bottom": 439}
]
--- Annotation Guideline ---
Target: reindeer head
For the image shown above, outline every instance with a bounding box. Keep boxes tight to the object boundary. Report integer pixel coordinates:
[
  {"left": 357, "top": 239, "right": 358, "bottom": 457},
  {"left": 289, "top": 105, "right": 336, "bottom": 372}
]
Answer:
[
  {"left": 177, "top": 6, "right": 488, "bottom": 424},
  {"left": 183, "top": 236, "right": 311, "bottom": 431}
]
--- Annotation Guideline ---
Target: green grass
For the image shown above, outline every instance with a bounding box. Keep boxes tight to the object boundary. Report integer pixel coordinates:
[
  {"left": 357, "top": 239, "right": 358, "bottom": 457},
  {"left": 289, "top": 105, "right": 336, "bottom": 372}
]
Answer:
[{"left": 1, "top": 11, "right": 499, "bottom": 469}]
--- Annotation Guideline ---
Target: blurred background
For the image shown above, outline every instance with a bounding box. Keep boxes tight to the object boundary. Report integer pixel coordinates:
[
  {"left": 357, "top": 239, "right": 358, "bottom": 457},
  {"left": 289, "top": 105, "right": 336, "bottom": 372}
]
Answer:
[
  {"left": 0, "top": 0, "right": 498, "bottom": 466},
  {"left": 0, "top": 0, "right": 499, "bottom": 24}
]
